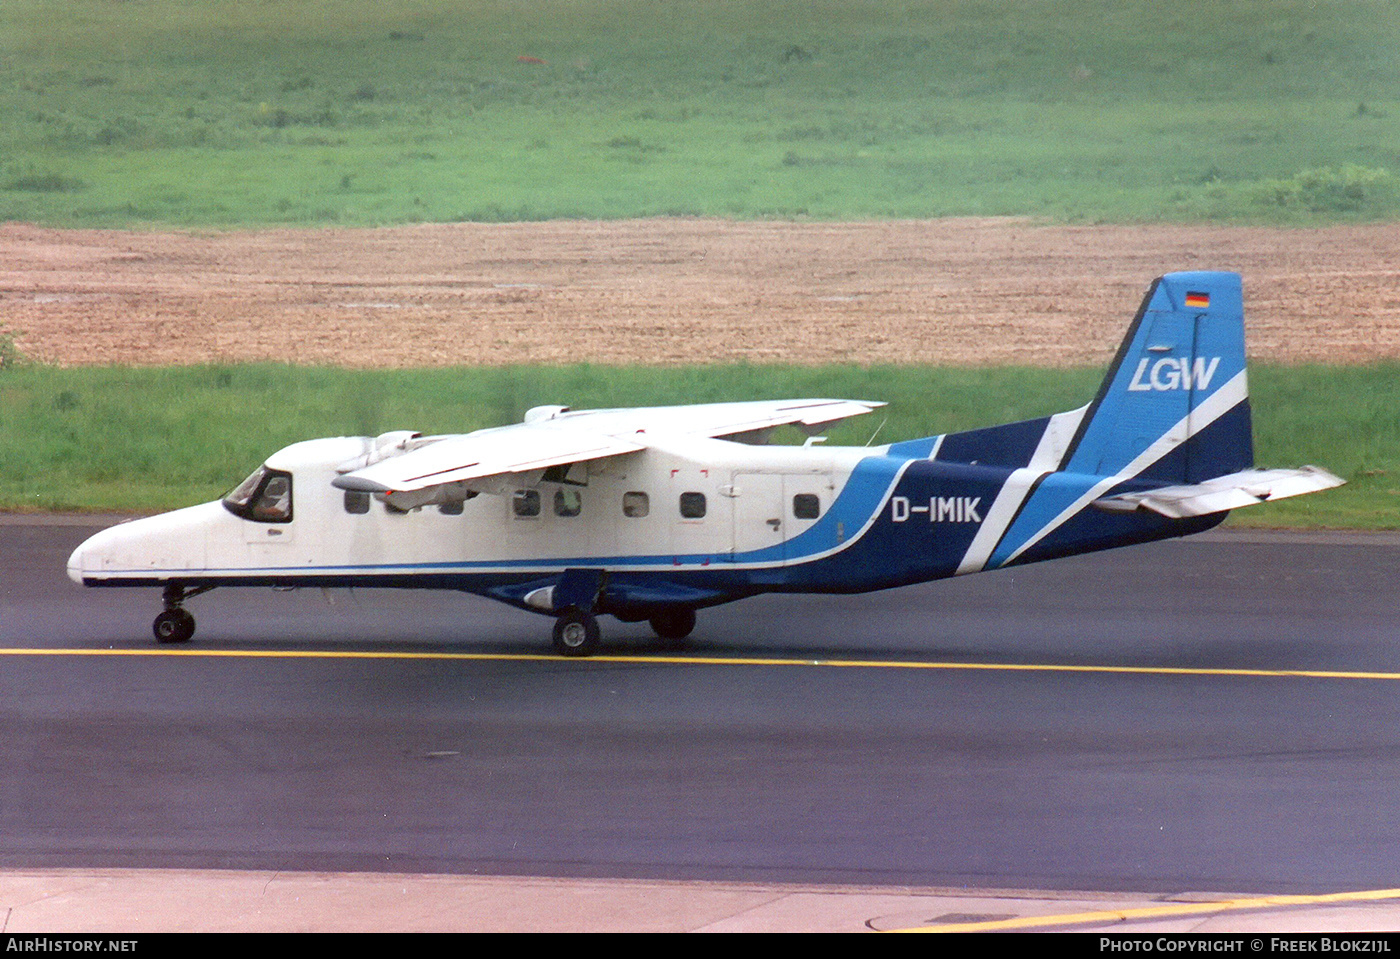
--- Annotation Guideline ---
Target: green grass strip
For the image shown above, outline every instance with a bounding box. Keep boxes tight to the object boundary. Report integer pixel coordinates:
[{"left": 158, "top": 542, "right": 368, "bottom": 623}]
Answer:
[{"left": 0, "top": 362, "right": 1393, "bottom": 528}]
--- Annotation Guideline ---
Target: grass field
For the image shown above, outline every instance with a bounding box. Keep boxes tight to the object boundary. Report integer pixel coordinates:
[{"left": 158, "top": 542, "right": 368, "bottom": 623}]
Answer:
[
  {"left": 3, "top": 0, "right": 1399, "bottom": 225},
  {"left": 2, "top": 2, "right": 1395, "bottom": 527},
  {"left": 1, "top": 362, "right": 1393, "bottom": 528}
]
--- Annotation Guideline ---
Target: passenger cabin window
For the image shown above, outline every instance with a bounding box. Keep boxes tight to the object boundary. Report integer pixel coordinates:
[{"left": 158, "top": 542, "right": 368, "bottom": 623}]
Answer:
[
  {"left": 554, "top": 488, "right": 582, "bottom": 517},
  {"left": 343, "top": 490, "right": 370, "bottom": 515},
  {"left": 623, "top": 491, "right": 649, "bottom": 518},
  {"left": 679, "top": 491, "right": 707, "bottom": 519},
  {"left": 513, "top": 489, "right": 541, "bottom": 518},
  {"left": 793, "top": 493, "right": 821, "bottom": 520},
  {"left": 222, "top": 466, "right": 293, "bottom": 523}
]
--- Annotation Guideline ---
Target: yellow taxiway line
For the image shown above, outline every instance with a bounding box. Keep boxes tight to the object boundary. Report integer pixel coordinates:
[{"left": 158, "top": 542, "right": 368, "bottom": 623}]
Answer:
[
  {"left": 3, "top": 647, "right": 1400, "bottom": 682},
  {"left": 897, "top": 886, "right": 1400, "bottom": 932}
]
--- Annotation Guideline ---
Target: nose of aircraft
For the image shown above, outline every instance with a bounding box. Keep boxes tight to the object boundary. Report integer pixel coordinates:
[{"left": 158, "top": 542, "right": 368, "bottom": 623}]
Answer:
[
  {"left": 64, "top": 505, "right": 219, "bottom": 585},
  {"left": 66, "top": 522, "right": 120, "bottom": 585},
  {"left": 66, "top": 542, "right": 86, "bottom": 584}
]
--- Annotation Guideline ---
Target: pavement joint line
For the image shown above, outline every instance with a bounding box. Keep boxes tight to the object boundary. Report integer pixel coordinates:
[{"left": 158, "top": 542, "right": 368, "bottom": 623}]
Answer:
[
  {"left": 3, "top": 647, "right": 1400, "bottom": 681},
  {"left": 895, "top": 886, "right": 1400, "bottom": 932}
]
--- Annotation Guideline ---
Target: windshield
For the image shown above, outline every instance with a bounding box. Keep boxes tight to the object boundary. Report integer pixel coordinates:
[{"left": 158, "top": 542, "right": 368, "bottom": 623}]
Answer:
[{"left": 222, "top": 466, "right": 294, "bottom": 523}]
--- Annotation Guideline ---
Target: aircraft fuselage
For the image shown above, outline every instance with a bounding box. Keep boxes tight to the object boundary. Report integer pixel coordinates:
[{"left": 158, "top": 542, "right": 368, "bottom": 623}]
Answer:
[{"left": 68, "top": 430, "right": 1213, "bottom": 617}]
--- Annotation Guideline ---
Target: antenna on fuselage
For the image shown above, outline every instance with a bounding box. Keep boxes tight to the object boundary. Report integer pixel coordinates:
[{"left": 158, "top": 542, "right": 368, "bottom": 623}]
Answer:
[{"left": 864, "top": 415, "right": 888, "bottom": 447}]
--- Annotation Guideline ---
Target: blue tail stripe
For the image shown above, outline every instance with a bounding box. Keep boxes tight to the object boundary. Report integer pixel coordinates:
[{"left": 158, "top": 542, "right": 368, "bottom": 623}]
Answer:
[
  {"left": 1062, "top": 271, "right": 1248, "bottom": 482},
  {"left": 979, "top": 271, "right": 1253, "bottom": 569}
]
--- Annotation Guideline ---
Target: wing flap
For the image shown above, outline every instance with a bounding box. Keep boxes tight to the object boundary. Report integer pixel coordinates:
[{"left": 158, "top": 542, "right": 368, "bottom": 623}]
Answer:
[
  {"left": 1093, "top": 466, "right": 1345, "bottom": 518},
  {"left": 694, "top": 399, "right": 886, "bottom": 438},
  {"left": 551, "top": 398, "right": 885, "bottom": 441}
]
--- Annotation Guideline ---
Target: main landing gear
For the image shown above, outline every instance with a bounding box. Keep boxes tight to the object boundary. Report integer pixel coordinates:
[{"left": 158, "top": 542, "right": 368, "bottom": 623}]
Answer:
[
  {"left": 552, "top": 608, "right": 601, "bottom": 657},
  {"left": 648, "top": 607, "right": 696, "bottom": 644},
  {"left": 153, "top": 583, "right": 213, "bottom": 644},
  {"left": 550, "top": 605, "right": 697, "bottom": 657}
]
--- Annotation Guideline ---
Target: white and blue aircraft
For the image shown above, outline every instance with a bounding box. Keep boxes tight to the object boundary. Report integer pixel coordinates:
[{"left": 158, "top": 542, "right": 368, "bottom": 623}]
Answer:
[{"left": 69, "top": 271, "right": 1343, "bottom": 655}]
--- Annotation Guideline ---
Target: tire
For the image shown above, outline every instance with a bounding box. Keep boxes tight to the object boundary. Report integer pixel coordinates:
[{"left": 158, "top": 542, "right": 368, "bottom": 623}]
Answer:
[
  {"left": 153, "top": 608, "right": 195, "bottom": 644},
  {"left": 552, "top": 609, "right": 601, "bottom": 657},
  {"left": 649, "top": 607, "right": 696, "bottom": 642}
]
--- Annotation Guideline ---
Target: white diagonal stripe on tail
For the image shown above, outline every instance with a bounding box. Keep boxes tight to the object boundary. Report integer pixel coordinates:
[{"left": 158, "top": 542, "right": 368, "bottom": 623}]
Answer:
[{"left": 1000, "top": 370, "right": 1248, "bottom": 567}]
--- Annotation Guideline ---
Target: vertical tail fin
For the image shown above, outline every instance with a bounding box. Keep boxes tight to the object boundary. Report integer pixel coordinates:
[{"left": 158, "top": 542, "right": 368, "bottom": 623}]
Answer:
[
  {"left": 949, "top": 272, "right": 1260, "bottom": 573},
  {"left": 1060, "top": 271, "right": 1253, "bottom": 484}
]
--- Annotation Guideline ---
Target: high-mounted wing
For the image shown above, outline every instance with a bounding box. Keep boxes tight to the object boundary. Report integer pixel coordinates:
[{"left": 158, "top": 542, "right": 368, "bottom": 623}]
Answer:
[
  {"left": 332, "top": 398, "right": 884, "bottom": 508},
  {"left": 333, "top": 424, "right": 646, "bottom": 495}
]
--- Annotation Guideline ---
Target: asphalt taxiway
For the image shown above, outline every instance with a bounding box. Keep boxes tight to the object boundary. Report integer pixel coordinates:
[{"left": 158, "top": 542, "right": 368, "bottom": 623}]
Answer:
[{"left": 3, "top": 517, "right": 1398, "bottom": 931}]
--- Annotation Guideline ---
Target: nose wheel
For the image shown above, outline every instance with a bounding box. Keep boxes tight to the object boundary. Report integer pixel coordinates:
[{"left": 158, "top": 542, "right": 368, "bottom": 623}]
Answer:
[
  {"left": 153, "top": 607, "right": 196, "bottom": 644},
  {"left": 153, "top": 583, "right": 212, "bottom": 644}
]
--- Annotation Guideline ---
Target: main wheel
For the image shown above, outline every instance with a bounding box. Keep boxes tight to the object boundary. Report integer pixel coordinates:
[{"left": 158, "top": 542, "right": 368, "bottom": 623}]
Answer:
[
  {"left": 649, "top": 607, "right": 696, "bottom": 642},
  {"left": 552, "top": 609, "right": 601, "bottom": 657},
  {"left": 153, "top": 608, "right": 195, "bottom": 644}
]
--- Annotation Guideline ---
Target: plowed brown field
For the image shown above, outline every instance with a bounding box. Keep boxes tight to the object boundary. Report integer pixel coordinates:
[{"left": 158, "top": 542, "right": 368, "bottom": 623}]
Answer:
[{"left": 3, "top": 219, "right": 1398, "bottom": 368}]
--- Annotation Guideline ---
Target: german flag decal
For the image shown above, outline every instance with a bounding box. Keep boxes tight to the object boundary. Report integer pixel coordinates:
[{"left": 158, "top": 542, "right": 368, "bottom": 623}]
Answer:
[{"left": 1184, "top": 291, "right": 1210, "bottom": 309}]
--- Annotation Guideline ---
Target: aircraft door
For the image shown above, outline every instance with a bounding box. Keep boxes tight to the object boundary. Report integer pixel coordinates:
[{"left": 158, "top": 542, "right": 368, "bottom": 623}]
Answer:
[
  {"left": 244, "top": 523, "right": 294, "bottom": 547},
  {"left": 235, "top": 470, "right": 295, "bottom": 548},
  {"left": 728, "top": 472, "right": 785, "bottom": 562},
  {"left": 547, "top": 485, "right": 590, "bottom": 560},
  {"left": 782, "top": 473, "right": 836, "bottom": 561},
  {"left": 669, "top": 467, "right": 724, "bottom": 565}
]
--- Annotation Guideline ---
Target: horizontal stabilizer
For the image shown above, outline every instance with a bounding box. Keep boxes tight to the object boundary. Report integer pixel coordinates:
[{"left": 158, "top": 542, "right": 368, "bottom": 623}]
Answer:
[{"left": 1093, "top": 466, "right": 1345, "bottom": 518}]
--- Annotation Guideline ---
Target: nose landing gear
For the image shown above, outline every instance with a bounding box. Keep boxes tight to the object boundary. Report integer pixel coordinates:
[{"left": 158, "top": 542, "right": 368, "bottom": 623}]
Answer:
[
  {"left": 153, "top": 607, "right": 195, "bottom": 644},
  {"left": 153, "top": 583, "right": 213, "bottom": 644}
]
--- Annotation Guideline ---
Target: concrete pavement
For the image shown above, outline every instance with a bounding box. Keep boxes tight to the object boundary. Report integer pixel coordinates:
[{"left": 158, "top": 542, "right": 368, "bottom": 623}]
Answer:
[{"left": 4, "top": 869, "right": 1400, "bottom": 933}]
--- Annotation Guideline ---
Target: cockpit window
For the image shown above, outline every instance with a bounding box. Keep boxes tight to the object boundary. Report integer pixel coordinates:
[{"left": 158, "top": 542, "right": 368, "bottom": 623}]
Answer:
[
  {"left": 253, "top": 474, "right": 292, "bottom": 521},
  {"left": 222, "top": 466, "right": 294, "bottom": 523},
  {"left": 224, "top": 467, "right": 266, "bottom": 511}
]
